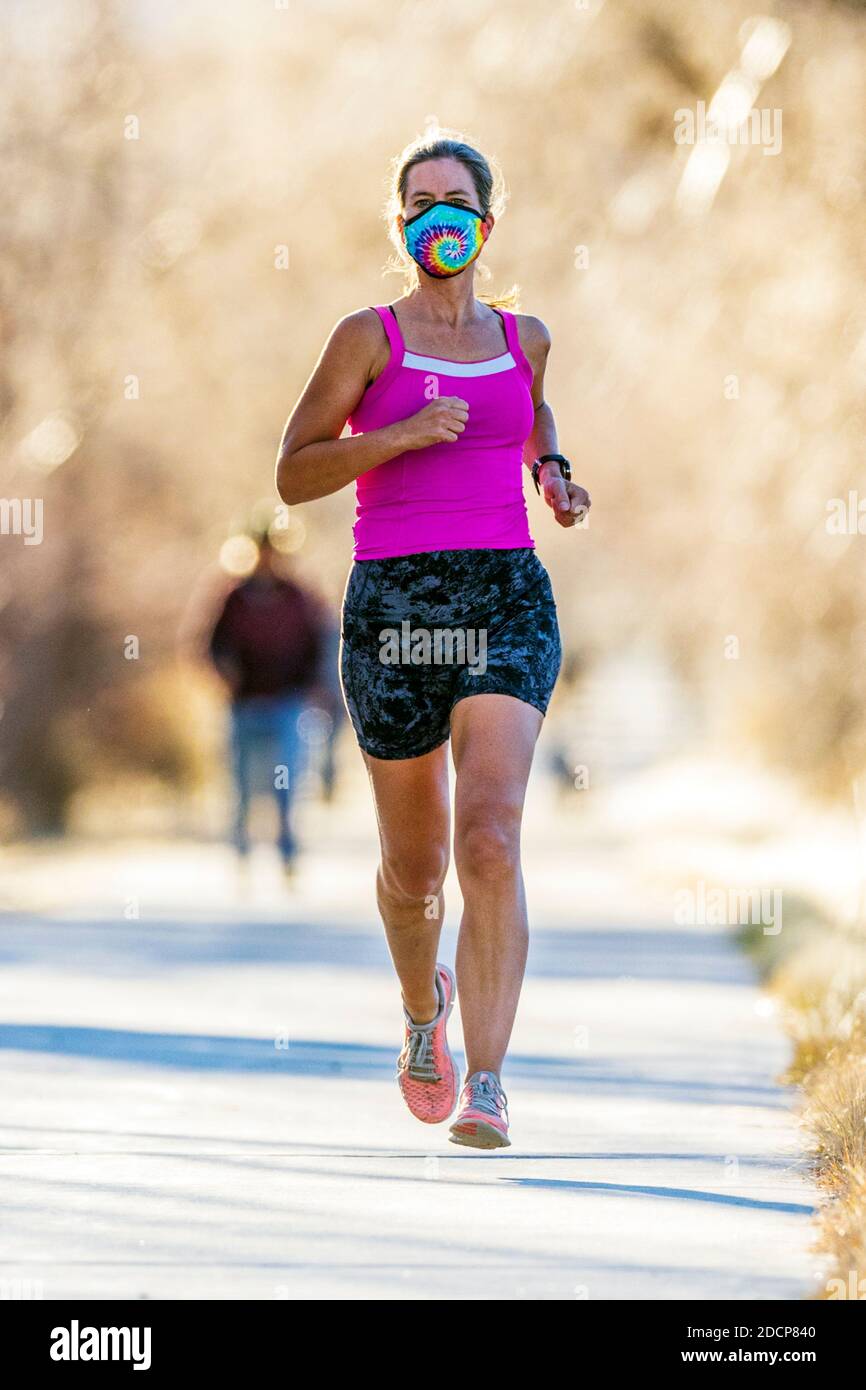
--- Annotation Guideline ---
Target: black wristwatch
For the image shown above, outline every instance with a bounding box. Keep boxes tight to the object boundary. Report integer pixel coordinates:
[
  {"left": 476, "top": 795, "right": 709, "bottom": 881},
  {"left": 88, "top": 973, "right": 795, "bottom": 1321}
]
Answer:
[{"left": 532, "top": 453, "right": 572, "bottom": 495}]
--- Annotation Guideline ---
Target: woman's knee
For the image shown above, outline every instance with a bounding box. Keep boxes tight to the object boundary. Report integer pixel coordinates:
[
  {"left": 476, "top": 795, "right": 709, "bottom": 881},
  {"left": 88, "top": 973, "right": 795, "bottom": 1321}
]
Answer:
[
  {"left": 378, "top": 843, "right": 449, "bottom": 906},
  {"left": 455, "top": 806, "right": 521, "bottom": 884}
]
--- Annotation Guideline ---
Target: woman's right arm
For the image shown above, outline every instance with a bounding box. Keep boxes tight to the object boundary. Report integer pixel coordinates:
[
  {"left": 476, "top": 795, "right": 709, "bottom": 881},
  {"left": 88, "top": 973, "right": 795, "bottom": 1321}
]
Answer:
[{"left": 275, "top": 310, "right": 468, "bottom": 505}]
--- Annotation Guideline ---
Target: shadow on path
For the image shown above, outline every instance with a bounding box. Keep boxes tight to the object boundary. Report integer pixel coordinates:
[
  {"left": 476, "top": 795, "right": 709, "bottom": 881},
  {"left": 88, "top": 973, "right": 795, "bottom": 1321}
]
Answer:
[
  {"left": 504, "top": 1177, "right": 814, "bottom": 1214},
  {"left": 0, "top": 1024, "right": 783, "bottom": 1107},
  {"left": 0, "top": 912, "right": 749, "bottom": 985}
]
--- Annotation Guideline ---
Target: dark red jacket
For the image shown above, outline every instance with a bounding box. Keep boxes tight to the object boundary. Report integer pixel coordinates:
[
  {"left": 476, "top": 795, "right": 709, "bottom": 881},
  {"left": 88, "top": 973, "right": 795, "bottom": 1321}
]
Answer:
[{"left": 208, "top": 575, "right": 324, "bottom": 700}]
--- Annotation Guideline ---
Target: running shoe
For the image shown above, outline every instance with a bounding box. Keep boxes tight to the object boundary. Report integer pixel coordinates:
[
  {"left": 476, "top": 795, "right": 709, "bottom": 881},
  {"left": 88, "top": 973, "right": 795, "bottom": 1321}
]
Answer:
[
  {"left": 396, "top": 964, "right": 458, "bottom": 1124},
  {"left": 449, "top": 1070, "right": 510, "bottom": 1149}
]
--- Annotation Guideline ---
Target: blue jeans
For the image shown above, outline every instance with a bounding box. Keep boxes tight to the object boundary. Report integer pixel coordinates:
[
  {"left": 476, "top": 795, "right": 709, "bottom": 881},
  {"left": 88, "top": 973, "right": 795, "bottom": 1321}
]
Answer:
[{"left": 229, "top": 694, "right": 306, "bottom": 860}]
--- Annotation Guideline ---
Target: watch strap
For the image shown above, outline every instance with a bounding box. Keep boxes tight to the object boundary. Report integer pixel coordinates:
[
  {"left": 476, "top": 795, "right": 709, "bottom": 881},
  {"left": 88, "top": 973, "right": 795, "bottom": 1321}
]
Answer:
[{"left": 532, "top": 454, "right": 572, "bottom": 494}]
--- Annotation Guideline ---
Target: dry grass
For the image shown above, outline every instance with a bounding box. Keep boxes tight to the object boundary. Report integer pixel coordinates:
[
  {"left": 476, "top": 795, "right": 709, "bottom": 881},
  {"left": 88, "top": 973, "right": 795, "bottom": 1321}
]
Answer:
[
  {"left": 816, "top": 1164, "right": 866, "bottom": 1300},
  {"left": 757, "top": 921, "right": 866, "bottom": 1298}
]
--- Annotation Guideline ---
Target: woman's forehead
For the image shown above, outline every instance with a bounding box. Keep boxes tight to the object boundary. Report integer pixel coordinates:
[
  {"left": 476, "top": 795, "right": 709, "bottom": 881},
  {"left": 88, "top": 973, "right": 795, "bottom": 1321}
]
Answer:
[{"left": 404, "top": 158, "right": 474, "bottom": 198}]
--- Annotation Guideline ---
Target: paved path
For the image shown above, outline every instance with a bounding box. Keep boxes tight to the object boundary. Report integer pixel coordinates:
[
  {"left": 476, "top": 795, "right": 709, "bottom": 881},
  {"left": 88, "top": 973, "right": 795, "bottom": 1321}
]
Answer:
[{"left": 0, "top": 784, "right": 820, "bottom": 1300}]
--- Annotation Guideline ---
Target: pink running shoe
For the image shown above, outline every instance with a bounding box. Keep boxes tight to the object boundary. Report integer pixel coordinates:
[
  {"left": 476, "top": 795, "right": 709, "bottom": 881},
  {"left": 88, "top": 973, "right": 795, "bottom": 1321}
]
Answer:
[
  {"left": 396, "top": 964, "right": 459, "bottom": 1124},
  {"left": 449, "top": 1070, "right": 510, "bottom": 1149}
]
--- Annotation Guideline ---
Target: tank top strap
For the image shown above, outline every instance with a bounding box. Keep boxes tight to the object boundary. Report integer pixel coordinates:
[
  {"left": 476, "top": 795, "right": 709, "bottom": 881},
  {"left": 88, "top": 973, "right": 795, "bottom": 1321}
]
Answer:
[
  {"left": 497, "top": 309, "right": 534, "bottom": 386},
  {"left": 370, "top": 304, "right": 405, "bottom": 362},
  {"left": 358, "top": 306, "right": 404, "bottom": 407}
]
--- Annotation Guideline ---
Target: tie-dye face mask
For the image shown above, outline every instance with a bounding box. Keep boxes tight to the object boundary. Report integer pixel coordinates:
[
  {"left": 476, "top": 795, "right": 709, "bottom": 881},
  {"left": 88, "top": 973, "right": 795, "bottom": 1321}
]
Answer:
[{"left": 402, "top": 201, "right": 488, "bottom": 279}]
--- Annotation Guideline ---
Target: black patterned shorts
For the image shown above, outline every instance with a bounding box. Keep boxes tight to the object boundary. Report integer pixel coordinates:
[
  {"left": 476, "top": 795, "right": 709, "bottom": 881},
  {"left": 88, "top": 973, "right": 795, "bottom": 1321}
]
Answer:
[{"left": 339, "top": 547, "right": 562, "bottom": 761}]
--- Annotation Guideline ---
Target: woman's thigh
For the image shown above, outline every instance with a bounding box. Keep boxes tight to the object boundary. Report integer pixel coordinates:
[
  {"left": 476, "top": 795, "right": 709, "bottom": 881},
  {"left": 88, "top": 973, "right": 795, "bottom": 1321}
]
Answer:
[
  {"left": 362, "top": 742, "right": 451, "bottom": 877},
  {"left": 450, "top": 692, "right": 542, "bottom": 845}
]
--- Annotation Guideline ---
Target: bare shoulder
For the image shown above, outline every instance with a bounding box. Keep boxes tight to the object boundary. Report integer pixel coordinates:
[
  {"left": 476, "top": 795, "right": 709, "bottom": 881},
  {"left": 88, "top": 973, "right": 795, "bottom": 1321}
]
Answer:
[
  {"left": 327, "top": 306, "right": 387, "bottom": 354},
  {"left": 512, "top": 313, "right": 552, "bottom": 356},
  {"left": 320, "top": 306, "right": 390, "bottom": 385}
]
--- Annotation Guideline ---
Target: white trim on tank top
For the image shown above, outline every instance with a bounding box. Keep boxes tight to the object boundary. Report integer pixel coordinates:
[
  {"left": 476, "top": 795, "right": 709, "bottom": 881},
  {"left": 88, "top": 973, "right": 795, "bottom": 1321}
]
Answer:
[{"left": 401, "top": 350, "right": 516, "bottom": 377}]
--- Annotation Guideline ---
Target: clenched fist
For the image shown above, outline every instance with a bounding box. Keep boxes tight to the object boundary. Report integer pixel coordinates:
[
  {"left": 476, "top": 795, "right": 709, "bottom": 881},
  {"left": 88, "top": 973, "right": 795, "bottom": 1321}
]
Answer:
[
  {"left": 397, "top": 397, "right": 470, "bottom": 450},
  {"left": 539, "top": 464, "right": 591, "bottom": 529}
]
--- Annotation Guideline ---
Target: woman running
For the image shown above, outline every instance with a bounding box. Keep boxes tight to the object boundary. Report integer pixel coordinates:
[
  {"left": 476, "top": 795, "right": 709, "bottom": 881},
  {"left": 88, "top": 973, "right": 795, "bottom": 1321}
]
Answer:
[{"left": 275, "top": 132, "right": 590, "bottom": 1148}]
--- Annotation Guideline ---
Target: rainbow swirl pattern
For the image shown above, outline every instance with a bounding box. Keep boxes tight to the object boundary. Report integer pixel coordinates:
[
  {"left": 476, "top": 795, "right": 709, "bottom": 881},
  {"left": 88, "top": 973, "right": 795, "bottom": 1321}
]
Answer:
[{"left": 403, "top": 201, "right": 486, "bottom": 279}]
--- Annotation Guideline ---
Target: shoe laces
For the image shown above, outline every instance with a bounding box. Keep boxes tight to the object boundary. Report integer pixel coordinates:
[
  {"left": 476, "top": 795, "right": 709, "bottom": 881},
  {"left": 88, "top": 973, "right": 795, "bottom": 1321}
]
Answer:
[
  {"left": 464, "top": 1072, "right": 507, "bottom": 1118},
  {"left": 398, "top": 977, "right": 445, "bottom": 1083},
  {"left": 398, "top": 1022, "right": 441, "bottom": 1083}
]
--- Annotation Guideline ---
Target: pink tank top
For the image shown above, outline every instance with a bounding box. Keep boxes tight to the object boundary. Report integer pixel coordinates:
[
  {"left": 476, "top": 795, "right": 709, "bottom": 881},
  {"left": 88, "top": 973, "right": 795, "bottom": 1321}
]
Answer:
[{"left": 347, "top": 304, "right": 537, "bottom": 560}]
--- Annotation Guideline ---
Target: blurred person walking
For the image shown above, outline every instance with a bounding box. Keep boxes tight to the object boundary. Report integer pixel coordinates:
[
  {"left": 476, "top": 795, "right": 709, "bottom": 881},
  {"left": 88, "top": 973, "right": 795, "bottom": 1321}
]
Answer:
[
  {"left": 207, "top": 533, "right": 326, "bottom": 871},
  {"left": 275, "top": 132, "right": 590, "bottom": 1146},
  {"left": 310, "top": 609, "right": 347, "bottom": 803}
]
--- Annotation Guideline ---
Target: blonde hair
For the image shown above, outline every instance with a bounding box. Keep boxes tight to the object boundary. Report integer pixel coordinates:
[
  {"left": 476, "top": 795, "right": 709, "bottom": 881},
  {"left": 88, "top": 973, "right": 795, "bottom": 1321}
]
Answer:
[{"left": 383, "top": 128, "right": 521, "bottom": 311}]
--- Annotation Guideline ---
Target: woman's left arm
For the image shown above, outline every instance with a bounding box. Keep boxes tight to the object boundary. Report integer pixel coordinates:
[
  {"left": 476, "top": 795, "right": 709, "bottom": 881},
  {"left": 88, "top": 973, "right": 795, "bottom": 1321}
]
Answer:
[{"left": 518, "top": 315, "right": 591, "bottom": 530}]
